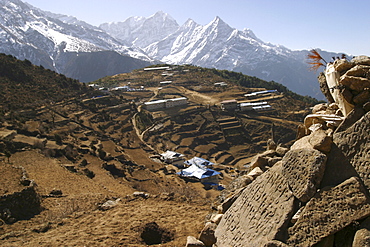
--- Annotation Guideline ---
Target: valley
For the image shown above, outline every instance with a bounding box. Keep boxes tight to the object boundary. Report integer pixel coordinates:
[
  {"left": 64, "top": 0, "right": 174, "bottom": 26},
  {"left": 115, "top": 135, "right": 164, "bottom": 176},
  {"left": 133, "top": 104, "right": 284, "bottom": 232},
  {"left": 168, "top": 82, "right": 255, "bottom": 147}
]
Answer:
[{"left": 0, "top": 62, "right": 315, "bottom": 246}]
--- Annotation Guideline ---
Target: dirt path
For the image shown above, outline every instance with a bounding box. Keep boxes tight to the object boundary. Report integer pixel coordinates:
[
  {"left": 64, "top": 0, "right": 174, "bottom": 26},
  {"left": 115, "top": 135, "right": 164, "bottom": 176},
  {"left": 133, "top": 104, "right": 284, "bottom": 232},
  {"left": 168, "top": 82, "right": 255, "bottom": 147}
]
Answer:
[{"left": 178, "top": 86, "right": 219, "bottom": 105}]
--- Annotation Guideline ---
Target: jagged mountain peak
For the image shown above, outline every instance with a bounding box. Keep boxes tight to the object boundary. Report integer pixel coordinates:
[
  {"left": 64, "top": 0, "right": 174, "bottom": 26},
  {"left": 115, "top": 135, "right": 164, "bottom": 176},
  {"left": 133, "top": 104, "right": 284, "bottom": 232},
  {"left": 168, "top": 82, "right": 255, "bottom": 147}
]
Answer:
[
  {"left": 149, "top": 11, "right": 177, "bottom": 23},
  {"left": 208, "top": 16, "right": 231, "bottom": 29},
  {"left": 100, "top": 11, "right": 179, "bottom": 48},
  {"left": 181, "top": 18, "right": 200, "bottom": 29}
]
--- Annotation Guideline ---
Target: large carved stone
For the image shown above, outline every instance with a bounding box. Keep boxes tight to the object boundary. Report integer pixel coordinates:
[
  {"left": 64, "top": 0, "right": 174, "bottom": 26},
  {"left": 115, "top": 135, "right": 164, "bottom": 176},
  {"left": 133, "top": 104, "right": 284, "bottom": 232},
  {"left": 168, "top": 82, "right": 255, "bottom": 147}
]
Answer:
[
  {"left": 214, "top": 163, "right": 295, "bottom": 247},
  {"left": 282, "top": 148, "right": 327, "bottom": 202},
  {"left": 325, "top": 112, "right": 370, "bottom": 190},
  {"left": 321, "top": 111, "right": 370, "bottom": 190},
  {"left": 287, "top": 177, "right": 370, "bottom": 247}
]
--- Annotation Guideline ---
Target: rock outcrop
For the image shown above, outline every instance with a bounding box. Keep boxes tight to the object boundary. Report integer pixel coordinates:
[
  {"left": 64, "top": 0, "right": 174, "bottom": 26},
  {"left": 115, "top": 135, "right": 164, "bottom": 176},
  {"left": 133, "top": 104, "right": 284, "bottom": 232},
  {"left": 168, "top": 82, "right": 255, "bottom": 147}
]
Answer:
[{"left": 195, "top": 59, "right": 370, "bottom": 246}]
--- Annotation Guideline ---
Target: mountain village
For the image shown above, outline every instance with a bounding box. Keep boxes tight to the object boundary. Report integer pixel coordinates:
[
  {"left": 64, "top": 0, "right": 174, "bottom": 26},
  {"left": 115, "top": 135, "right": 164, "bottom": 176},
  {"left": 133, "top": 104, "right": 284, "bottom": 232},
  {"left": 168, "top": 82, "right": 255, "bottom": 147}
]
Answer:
[{"left": 0, "top": 0, "right": 370, "bottom": 246}]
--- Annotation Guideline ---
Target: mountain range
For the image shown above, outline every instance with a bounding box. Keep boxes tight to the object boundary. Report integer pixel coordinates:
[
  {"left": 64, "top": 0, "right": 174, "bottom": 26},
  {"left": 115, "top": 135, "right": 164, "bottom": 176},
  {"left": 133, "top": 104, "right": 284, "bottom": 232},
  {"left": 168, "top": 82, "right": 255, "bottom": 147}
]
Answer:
[{"left": 0, "top": 0, "right": 343, "bottom": 99}]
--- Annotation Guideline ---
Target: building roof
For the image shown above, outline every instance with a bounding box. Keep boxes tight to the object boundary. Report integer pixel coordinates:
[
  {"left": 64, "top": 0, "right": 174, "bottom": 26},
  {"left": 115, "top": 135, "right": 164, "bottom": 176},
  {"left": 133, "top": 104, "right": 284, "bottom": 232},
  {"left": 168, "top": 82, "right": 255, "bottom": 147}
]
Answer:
[
  {"left": 144, "top": 97, "right": 187, "bottom": 106},
  {"left": 244, "top": 89, "right": 278, "bottom": 97},
  {"left": 253, "top": 105, "right": 272, "bottom": 110},
  {"left": 167, "top": 97, "right": 187, "bottom": 102},
  {"left": 144, "top": 66, "right": 170, "bottom": 71},
  {"left": 220, "top": 99, "right": 238, "bottom": 104},
  {"left": 240, "top": 101, "right": 268, "bottom": 107},
  {"left": 144, "top": 99, "right": 167, "bottom": 105}
]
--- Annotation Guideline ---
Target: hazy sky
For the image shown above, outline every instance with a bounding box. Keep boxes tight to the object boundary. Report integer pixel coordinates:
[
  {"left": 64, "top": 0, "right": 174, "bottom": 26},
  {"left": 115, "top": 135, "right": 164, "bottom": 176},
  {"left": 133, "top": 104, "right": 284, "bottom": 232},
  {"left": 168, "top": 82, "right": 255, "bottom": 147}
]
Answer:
[{"left": 24, "top": 0, "right": 370, "bottom": 56}]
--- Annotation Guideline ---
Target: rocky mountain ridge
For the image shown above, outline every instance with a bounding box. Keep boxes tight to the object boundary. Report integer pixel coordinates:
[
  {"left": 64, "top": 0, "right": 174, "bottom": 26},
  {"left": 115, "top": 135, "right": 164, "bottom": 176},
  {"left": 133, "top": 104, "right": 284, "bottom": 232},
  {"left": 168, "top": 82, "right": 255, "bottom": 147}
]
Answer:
[
  {"left": 0, "top": 0, "right": 345, "bottom": 99},
  {"left": 0, "top": 0, "right": 152, "bottom": 82}
]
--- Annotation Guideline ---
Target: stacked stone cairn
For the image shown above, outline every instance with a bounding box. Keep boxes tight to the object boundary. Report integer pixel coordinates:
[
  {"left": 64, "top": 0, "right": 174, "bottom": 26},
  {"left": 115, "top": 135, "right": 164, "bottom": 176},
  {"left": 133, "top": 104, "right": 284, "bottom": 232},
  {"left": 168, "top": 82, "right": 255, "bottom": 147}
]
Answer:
[{"left": 186, "top": 56, "right": 370, "bottom": 247}]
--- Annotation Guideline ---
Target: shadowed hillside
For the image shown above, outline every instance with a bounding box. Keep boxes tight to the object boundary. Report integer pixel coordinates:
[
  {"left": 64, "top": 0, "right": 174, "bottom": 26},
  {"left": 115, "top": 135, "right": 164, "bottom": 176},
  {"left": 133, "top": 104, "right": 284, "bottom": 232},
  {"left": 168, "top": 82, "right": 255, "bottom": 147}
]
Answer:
[{"left": 0, "top": 53, "right": 90, "bottom": 111}]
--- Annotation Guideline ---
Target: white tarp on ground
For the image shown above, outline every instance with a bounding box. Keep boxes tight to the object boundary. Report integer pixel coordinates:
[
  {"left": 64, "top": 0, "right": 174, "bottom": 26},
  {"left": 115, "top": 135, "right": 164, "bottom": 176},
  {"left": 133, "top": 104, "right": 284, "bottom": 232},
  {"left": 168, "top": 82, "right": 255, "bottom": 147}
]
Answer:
[
  {"left": 177, "top": 163, "right": 221, "bottom": 179},
  {"left": 160, "top": 150, "right": 184, "bottom": 161},
  {"left": 184, "top": 157, "right": 214, "bottom": 167}
]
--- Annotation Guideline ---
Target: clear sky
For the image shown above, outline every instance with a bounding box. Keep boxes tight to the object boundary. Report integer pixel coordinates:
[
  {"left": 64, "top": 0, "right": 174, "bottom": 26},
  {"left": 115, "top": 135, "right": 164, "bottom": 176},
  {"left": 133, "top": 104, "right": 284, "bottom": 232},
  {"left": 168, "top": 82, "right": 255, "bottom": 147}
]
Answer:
[{"left": 24, "top": 0, "right": 370, "bottom": 56}]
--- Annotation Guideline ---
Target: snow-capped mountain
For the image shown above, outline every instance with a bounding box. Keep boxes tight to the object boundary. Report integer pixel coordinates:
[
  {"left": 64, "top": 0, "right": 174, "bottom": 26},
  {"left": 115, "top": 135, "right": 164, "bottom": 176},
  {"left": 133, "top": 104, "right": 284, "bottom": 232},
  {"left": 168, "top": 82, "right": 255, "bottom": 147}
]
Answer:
[
  {"left": 100, "top": 11, "right": 179, "bottom": 48},
  {"left": 1, "top": 0, "right": 342, "bottom": 98},
  {"left": 0, "top": 0, "right": 151, "bottom": 81},
  {"left": 102, "top": 13, "right": 342, "bottom": 99}
]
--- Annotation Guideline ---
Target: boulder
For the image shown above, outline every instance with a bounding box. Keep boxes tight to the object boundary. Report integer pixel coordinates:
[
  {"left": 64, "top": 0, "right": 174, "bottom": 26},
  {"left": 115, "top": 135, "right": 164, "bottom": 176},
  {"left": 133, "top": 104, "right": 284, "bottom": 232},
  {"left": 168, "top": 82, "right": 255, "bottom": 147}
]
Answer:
[
  {"left": 308, "top": 129, "right": 333, "bottom": 153},
  {"left": 291, "top": 130, "right": 333, "bottom": 153},
  {"left": 287, "top": 177, "right": 370, "bottom": 247},
  {"left": 340, "top": 76, "right": 370, "bottom": 92},
  {"left": 49, "top": 189, "right": 63, "bottom": 197},
  {"left": 209, "top": 213, "right": 223, "bottom": 225},
  {"left": 276, "top": 145, "right": 289, "bottom": 157},
  {"left": 267, "top": 139, "right": 277, "bottom": 150},
  {"left": 352, "top": 217, "right": 370, "bottom": 247},
  {"left": 215, "top": 163, "right": 295, "bottom": 246},
  {"left": 133, "top": 191, "right": 149, "bottom": 199},
  {"left": 343, "top": 64, "right": 370, "bottom": 77},
  {"left": 353, "top": 228, "right": 370, "bottom": 247},
  {"left": 333, "top": 59, "right": 354, "bottom": 73},
  {"left": 282, "top": 148, "right": 327, "bottom": 202},
  {"left": 312, "top": 103, "right": 328, "bottom": 114},
  {"left": 247, "top": 167, "right": 263, "bottom": 179},
  {"left": 186, "top": 236, "right": 205, "bottom": 247},
  {"left": 98, "top": 198, "right": 120, "bottom": 211},
  {"left": 249, "top": 150, "right": 276, "bottom": 169},
  {"left": 249, "top": 155, "right": 268, "bottom": 169},
  {"left": 198, "top": 222, "right": 217, "bottom": 247},
  {"left": 352, "top": 55, "right": 370, "bottom": 66}
]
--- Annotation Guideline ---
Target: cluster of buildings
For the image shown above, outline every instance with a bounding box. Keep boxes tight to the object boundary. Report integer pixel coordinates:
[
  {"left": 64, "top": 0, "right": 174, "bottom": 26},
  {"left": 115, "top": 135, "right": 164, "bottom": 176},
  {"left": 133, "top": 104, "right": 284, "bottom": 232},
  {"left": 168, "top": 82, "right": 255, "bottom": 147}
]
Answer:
[
  {"left": 89, "top": 83, "right": 146, "bottom": 93},
  {"left": 220, "top": 89, "right": 279, "bottom": 112}
]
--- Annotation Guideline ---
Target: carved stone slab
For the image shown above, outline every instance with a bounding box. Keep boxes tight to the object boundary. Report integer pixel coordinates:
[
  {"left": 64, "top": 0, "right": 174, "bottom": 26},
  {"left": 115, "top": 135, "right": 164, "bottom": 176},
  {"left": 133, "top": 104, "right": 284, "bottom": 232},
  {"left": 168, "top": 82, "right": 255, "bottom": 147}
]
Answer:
[
  {"left": 334, "top": 111, "right": 370, "bottom": 191},
  {"left": 282, "top": 148, "right": 327, "bottom": 202},
  {"left": 287, "top": 176, "right": 370, "bottom": 247},
  {"left": 215, "top": 163, "right": 295, "bottom": 247},
  {"left": 321, "top": 112, "right": 370, "bottom": 191}
]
